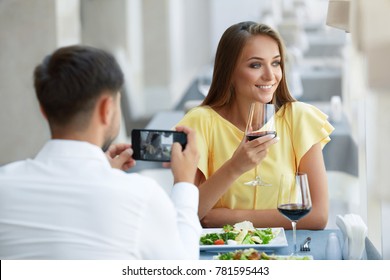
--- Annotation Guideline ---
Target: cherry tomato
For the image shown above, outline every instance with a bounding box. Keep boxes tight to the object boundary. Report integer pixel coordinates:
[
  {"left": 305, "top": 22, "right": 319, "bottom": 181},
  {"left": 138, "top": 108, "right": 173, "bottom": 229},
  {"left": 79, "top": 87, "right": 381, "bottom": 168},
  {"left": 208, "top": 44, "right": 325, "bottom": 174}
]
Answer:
[{"left": 214, "top": 239, "right": 225, "bottom": 245}]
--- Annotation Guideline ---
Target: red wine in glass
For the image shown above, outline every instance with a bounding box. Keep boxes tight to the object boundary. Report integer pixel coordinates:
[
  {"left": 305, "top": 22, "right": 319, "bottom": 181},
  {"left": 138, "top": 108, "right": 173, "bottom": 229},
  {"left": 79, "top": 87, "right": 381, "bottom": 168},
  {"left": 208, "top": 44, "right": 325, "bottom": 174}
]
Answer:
[
  {"left": 246, "top": 131, "right": 277, "bottom": 141},
  {"left": 244, "top": 103, "right": 276, "bottom": 186},
  {"left": 277, "top": 173, "right": 312, "bottom": 254},
  {"left": 277, "top": 203, "right": 312, "bottom": 221}
]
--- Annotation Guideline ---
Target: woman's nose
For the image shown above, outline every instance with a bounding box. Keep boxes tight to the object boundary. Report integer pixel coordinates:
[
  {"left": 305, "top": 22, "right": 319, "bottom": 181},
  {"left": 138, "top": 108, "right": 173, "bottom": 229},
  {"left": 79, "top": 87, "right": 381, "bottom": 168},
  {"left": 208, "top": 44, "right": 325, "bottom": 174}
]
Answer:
[{"left": 261, "top": 66, "right": 273, "bottom": 81}]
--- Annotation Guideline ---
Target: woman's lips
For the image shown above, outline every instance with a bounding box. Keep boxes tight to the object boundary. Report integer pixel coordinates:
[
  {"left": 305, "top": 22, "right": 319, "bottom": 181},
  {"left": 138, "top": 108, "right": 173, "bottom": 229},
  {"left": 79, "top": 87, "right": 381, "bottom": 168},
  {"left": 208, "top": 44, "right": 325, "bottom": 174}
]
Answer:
[{"left": 255, "top": 84, "right": 274, "bottom": 89}]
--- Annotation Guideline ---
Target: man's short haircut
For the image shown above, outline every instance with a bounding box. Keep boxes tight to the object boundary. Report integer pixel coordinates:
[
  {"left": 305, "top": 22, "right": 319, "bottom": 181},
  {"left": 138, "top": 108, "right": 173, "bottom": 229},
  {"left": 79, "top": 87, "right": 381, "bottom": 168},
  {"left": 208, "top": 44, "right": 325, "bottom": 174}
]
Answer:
[{"left": 34, "top": 45, "right": 124, "bottom": 126}]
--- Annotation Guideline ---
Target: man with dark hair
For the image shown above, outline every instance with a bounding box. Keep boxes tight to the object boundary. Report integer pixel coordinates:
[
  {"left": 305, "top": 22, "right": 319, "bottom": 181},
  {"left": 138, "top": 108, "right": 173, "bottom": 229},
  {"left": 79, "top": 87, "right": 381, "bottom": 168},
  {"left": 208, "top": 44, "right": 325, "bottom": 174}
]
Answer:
[{"left": 0, "top": 45, "right": 201, "bottom": 259}]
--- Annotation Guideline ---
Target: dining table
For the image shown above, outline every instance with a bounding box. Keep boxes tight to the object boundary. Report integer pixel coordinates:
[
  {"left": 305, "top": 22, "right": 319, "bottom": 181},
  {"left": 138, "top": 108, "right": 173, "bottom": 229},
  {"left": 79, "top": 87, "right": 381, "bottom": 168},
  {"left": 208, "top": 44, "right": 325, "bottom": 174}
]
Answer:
[{"left": 199, "top": 229, "right": 382, "bottom": 260}]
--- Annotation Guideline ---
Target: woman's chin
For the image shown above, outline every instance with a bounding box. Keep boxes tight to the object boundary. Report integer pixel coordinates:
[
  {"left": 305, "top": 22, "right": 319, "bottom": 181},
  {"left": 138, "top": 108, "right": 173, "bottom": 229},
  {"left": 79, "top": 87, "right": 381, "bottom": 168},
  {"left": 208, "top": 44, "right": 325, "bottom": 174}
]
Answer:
[{"left": 255, "top": 94, "right": 274, "bottom": 104}]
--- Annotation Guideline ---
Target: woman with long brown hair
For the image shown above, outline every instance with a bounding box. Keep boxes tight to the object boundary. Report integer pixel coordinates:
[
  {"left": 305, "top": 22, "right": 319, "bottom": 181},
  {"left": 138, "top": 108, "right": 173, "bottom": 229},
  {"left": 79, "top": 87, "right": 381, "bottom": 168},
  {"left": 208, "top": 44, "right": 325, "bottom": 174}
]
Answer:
[{"left": 177, "top": 21, "right": 333, "bottom": 230}]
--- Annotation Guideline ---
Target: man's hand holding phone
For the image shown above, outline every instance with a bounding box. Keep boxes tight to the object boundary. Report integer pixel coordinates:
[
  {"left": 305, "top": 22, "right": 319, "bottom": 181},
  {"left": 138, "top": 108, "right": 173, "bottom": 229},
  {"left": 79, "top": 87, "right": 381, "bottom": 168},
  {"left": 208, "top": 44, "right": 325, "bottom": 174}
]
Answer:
[
  {"left": 130, "top": 126, "right": 199, "bottom": 184},
  {"left": 131, "top": 129, "right": 187, "bottom": 162},
  {"left": 105, "top": 143, "right": 136, "bottom": 171},
  {"left": 170, "top": 126, "right": 199, "bottom": 185}
]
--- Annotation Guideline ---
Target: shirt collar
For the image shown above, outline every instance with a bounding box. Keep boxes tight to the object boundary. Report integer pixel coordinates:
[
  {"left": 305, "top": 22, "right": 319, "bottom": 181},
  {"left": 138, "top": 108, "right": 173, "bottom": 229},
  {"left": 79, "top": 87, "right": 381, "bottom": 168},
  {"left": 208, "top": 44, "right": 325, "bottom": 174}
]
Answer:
[{"left": 35, "top": 140, "right": 111, "bottom": 168}]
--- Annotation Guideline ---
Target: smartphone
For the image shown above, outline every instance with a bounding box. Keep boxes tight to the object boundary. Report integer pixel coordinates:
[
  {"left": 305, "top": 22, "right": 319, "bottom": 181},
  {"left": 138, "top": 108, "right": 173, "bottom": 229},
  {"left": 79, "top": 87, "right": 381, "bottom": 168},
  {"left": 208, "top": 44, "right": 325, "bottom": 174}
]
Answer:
[{"left": 131, "top": 129, "right": 187, "bottom": 162}]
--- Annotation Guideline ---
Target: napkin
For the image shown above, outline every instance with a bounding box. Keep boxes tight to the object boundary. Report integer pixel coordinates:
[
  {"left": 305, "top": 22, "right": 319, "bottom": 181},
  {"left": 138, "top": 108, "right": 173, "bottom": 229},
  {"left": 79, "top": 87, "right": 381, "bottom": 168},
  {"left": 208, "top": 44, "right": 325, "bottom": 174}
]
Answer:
[{"left": 336, "top": 214, "right": 368, "bottom": 260}]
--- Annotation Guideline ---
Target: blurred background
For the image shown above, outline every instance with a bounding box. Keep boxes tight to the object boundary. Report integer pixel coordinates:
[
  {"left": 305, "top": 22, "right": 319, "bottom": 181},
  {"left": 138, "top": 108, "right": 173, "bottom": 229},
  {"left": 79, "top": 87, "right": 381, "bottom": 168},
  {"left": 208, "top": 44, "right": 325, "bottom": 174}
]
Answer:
[{"left": 1, "top": 0, "right": 389, "bottom": 258}]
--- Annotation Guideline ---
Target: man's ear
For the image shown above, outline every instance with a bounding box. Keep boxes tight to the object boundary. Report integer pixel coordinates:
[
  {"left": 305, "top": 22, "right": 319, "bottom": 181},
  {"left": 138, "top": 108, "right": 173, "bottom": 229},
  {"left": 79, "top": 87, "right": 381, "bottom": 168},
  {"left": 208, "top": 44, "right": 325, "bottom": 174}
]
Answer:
[{"left": 97, "top": 94, "right": 114, "bottom": 125}]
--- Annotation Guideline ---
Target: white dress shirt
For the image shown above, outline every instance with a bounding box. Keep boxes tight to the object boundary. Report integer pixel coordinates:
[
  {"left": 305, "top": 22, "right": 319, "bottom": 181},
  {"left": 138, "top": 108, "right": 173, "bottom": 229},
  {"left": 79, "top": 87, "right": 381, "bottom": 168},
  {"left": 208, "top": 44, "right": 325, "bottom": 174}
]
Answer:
[{"left": 0, "top": 140, "right": 201, "bottom": 260}]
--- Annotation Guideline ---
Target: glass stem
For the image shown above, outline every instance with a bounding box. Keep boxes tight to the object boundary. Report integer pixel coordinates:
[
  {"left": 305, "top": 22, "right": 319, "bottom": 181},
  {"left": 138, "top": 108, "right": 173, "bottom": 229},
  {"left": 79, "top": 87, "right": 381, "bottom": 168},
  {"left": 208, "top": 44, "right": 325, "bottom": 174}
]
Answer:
[
  {"left": 254, "top": 164, "right": 260, "bottom": 181},
  {"left": 292, "top": 221, "right": 297, "bottom": 254}
]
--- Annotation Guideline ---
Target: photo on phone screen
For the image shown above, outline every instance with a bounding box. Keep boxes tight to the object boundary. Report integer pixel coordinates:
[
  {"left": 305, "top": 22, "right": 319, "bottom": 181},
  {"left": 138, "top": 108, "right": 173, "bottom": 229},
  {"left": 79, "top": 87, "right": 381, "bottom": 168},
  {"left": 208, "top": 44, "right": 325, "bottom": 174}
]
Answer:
[{"left": 131, "top": 129, "right": 187, "bottom": 162}]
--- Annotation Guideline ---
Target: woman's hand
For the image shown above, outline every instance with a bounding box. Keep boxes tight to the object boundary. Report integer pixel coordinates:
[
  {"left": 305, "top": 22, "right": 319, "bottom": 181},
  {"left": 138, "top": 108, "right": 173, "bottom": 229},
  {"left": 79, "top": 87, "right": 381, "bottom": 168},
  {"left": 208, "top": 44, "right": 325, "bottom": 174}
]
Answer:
[
  {"left": 105, "top": 143, "right": 136, "bottom": 171},
  {"left": 229, "top": 134, "right": 279, "bottom": 175}
]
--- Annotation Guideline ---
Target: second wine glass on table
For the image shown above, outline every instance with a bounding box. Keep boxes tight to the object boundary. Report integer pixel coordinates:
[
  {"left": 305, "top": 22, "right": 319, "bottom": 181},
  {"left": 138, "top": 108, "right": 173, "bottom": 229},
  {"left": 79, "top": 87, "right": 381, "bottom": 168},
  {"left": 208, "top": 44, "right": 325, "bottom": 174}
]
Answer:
[
  {"left": 277, "top": 173, "right": 312, "bottom": 255},
  {"left": 244, "top": 102, "right": 277, "bottom": 187}
]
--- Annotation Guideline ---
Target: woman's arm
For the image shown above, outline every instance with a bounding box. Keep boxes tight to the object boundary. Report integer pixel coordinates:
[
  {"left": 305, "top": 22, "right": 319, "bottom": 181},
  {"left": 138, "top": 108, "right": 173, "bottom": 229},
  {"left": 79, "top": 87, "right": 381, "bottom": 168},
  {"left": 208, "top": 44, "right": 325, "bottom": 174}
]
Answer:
[
  {"left": 201, "top": 143, "right": 329, "bottom": 230},
  {"left": 196, "top": 134, "right": 279, "bottom": 219},
  {"left": 201, "top": 208, "right": 292, "bottom": 228}
]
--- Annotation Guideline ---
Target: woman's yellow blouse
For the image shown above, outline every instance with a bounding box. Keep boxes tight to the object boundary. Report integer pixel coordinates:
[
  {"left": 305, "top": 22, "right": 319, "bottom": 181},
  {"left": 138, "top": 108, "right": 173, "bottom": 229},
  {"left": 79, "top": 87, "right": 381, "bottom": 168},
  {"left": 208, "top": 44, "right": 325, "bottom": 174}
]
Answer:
[{"left": 176, "top": 102, "right": 334, "bottom": 210}]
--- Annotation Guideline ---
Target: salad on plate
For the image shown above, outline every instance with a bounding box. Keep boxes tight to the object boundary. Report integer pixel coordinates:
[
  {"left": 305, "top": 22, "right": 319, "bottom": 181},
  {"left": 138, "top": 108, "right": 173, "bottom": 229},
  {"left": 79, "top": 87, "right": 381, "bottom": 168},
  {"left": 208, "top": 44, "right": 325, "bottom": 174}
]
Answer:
[
  {"left": 200, "top": 221, "right": 278, "bottom": 246},
  {"left": 214, "top": 248, "right": 313, "bottom": 260}
]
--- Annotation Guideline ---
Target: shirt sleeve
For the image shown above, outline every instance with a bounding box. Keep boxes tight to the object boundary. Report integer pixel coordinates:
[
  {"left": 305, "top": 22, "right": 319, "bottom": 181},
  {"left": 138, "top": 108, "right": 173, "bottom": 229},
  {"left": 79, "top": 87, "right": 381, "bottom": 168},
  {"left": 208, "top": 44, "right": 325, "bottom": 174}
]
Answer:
[
  {"left": 170, "top": 182, "right": 202, "bottom": 259},
  {"left": 138, "top": 181, "right": 201, "bottom": 260},
  {"left": 291, "top": 102, "right": 335, "bottom": 166}
]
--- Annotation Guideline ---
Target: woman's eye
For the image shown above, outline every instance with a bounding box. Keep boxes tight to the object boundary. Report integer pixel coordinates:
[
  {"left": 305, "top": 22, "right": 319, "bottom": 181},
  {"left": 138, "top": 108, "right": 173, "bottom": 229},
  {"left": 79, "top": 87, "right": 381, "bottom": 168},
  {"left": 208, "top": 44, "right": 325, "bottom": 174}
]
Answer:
[
  {"left": 272, "top": 61, "right": 281, "bottom": 67},
  {"left": 250, "top": 63, "right": 261, "bottom": 69}
]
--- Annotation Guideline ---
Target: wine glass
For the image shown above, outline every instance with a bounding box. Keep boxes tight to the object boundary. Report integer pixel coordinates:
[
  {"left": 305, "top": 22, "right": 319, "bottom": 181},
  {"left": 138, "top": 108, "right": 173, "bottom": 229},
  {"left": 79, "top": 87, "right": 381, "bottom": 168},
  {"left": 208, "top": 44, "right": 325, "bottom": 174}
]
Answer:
[
  {"left": 244, "top": 102, "right": 277, "bottom": 186},
  {"left": 277, "top": 173, "right": 312, "bottom": 254}
]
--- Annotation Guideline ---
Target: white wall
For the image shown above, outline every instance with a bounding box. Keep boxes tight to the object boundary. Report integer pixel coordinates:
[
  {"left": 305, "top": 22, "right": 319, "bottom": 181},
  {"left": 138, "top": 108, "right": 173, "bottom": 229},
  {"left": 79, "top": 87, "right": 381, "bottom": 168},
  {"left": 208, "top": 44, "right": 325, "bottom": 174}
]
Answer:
[
  {"left": 169, "top": 0, "right": 212, "bottom": 105},
  {"left": 0, "top": 0, "right": 80, "bottom": 165},
  {"left": 142, "top": 0, "right": 212, "bottom": 115}
]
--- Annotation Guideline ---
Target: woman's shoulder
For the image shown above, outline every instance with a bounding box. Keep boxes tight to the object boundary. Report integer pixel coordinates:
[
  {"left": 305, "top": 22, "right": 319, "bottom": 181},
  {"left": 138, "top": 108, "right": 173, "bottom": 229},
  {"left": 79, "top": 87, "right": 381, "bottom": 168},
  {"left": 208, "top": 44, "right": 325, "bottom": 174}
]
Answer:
[
  {"left": 185, "top": 105, "right": 214, "bottom": 116},
  {"left": 286, "top": 101, "right": 333, "bottom": 136},
  {"left": 289, "top": 101, "right": 314, "bottom": 111},
  {"left": 181, "top": 106, "right": 217, "bottom": 122}
]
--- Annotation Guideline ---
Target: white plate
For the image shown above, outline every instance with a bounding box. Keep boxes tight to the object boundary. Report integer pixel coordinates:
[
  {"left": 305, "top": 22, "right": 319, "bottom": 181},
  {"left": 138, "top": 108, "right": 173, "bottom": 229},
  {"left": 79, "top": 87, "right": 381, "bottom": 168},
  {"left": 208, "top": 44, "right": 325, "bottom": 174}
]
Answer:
[
  {"left": 213, "top": 253, "right": 314, "bottom": 260},
  {"left": 200, "top": 227, "right": 288, "bottom": 252}
]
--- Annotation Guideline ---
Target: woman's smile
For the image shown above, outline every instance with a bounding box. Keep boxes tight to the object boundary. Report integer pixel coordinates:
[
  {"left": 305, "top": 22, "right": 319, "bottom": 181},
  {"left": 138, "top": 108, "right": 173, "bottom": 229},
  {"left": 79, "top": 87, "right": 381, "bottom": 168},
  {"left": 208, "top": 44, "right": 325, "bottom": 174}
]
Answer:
[{"left": 255, "top": 84, "right": 274, "bottom": 90}]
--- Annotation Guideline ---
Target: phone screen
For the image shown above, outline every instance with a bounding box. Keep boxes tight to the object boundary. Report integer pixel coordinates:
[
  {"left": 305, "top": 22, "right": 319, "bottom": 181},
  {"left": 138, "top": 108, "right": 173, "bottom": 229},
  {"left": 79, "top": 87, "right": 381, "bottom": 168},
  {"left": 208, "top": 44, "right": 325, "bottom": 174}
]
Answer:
[{"left": 131, "top": 129, "right": 187, "bottom": 162}]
